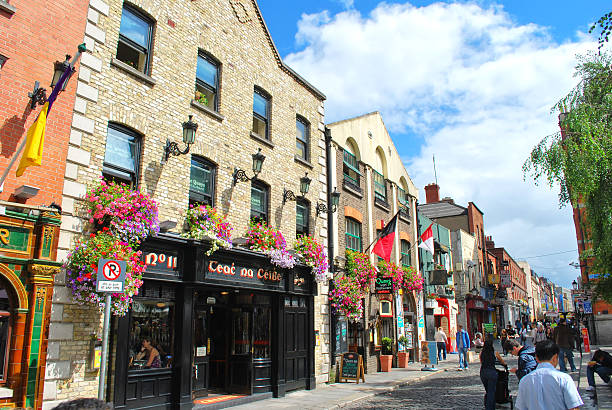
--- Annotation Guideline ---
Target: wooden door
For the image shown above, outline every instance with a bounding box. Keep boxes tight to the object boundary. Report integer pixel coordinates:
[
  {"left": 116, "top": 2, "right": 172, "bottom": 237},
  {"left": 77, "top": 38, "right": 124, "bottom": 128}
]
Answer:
[{"left": 284, "top": 296, "right": 308, "bottom": 392}]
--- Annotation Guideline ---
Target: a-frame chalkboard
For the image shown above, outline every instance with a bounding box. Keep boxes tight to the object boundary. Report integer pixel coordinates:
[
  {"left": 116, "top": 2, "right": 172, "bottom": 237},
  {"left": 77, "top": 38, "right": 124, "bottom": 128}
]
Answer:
[{"left": 339, "top": 352, "right": 365, "bottom": 383}]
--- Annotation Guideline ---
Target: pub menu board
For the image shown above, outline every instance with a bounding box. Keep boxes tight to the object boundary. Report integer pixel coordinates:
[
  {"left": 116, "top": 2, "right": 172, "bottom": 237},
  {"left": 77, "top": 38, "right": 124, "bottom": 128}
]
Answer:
[
  {"left": 339, "top": 352, "right": 365, "bottom": 384},
  {"left": 375, "top": 275, "right": 393, "bottom": 294}
]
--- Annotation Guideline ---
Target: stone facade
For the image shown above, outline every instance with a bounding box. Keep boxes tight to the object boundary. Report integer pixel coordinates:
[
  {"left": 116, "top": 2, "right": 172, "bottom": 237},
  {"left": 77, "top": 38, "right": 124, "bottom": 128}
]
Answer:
[{"left": 46, "top": 0, "right": 329, "bottom": 407}]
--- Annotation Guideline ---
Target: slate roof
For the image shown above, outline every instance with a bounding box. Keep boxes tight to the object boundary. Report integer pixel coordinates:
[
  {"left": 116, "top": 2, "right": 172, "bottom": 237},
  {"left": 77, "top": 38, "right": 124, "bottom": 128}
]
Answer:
[{"left": 418, "top": 201, "right": 468, "bottom": 218}]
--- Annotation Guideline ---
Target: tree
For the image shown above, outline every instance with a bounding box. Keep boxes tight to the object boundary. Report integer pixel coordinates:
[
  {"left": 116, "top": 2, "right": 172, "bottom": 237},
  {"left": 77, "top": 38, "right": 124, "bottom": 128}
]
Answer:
[
  {"left": 523, "top": 52, "right": 612, "bottom": 303},
  {"left": 590, "top": 11, "right": 612, "bottom": 53}
]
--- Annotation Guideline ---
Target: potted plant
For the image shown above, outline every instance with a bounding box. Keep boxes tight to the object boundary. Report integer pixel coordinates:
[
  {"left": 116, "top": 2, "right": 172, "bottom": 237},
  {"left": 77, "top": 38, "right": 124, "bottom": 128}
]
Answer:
[
  {"left": 397, "top": 336, "right": 410, "bottom": 368},
  {"left": 380, "top": 337, "right": 393, "bottom": 372}
]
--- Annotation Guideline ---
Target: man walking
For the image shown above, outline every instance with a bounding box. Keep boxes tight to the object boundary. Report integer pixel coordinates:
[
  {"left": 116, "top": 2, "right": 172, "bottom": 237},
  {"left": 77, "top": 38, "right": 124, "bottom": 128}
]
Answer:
[
  {"left": 504, "top": 339, "right": 537, "bottom": 381},
  {"left": 553, "top": 318, "right": 577, "bottom": 372},
  {"left": 434, "top": 327, "right": 448, "bottom": 361},
  {"left": 515, "top": 340, "right": 583, "bottom": 410},
  {"left": 456, "top": 324, "right": 470, "bottom": 371}
]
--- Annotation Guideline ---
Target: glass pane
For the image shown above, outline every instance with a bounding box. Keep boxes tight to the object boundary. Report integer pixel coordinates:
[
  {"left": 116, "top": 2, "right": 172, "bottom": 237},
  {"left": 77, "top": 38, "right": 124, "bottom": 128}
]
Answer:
[
  {"left": 296, "top": 202, "right": 307, "bottom": 228},
  {"left": 104, "top": 127, "right": 137, "bottom": 172},
  {"left": 196, "top": 55, "right": 217, "bottom": 88},
  {"left": 129, "top": 300, "right": 175, "bottom": 370},
  {"left": 253, "top": 306, "right": 270, "bottom": 359},
  {"left": 116, "top": 40, "right": 146, "bottom": 72},
  {"left": 251, "top": 185, "right": 265, "bottom": 213},
  {"left": 232, "top": 310, "right": 251, "bottom": 355},
  {"left": 296, "top": 140, "right": 306, "bottom": 160},
  {"left": 120, "top": 8, "right": 150, "bottom": 48},
  {"left": 190, "top": 159, "right": 212, "bottom": 195},
  {"left": 253, "top": 92, "right": 268, "bottom": 118},
  {"left": 0, "top": 317, "right": 7, "bottom": 379},
  {"left": 296, "top": 120, "right": 307, "bottom": 143},
  {"left": 252, "top": 116, "right": 267, "bottom": 138}
]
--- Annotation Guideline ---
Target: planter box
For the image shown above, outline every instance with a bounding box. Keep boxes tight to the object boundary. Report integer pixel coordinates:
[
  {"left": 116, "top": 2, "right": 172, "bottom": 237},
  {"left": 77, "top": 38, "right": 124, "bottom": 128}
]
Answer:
[
  {"left": 397, "top": 352, "right": 409, "bottom": 368},
  {"left": 379, "top": 354, "right": 393, "bottom": 372}
]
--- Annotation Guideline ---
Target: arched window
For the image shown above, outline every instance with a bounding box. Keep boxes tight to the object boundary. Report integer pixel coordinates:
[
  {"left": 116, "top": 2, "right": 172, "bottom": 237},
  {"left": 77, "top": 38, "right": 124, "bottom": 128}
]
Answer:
[
  {"left": 343, "top": 139, "right": 361, "bottom": 190},
  {"left": 103, "top": 123, "right": 142, "bottom": 188},
  {"left": 116, "top": 4, "right": 154, "bottom": 74},
  {"left": 296, "top": 198, "right": 310, "bottom": 238},
  {"left": 373, "top": 148, "right": 387, "bottom": 203},
  {"left": 345, "top": 218, "right": 362, "bottom": 252},
  {"left": 251, "top": 180, "right": 269, "bottom": 224},
  {"left": 189, "top": 156, "right": 216, "bottom": 207},
  {"left": 401, "top": 240, "right": 411, "bottom": 268}
]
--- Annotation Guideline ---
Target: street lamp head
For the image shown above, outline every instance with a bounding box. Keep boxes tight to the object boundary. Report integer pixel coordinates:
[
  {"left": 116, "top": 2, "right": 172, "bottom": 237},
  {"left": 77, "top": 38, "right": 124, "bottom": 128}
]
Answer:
[
  {"left": 299, "top": 172, "right": 311, "bottom": 196},
  {"left": 572, "top": 280, "right": 578, "bottom": 290},
  {"left": 182, "top": 115, "right": 198, "bottom": 145},
  {"left": 252, "top": 148, "right": 265, "bottom": 176},
  {"left": 330, "top": 187, "right": 340, "bottom": 208},
  {"left": 51, "top": 55, "right": 72, "bottom": 91}
]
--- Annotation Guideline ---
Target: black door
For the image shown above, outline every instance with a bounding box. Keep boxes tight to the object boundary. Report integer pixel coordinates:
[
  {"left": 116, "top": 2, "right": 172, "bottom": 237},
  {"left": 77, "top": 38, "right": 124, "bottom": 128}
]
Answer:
[
  {"left": 192, "top": 306, "right": 209, "bottom": 398},
  {"left": 228, "top": 307, "right": 253, "bottom": 394},
  {"left": 284, "top": 296, "right": 308, "bottom": 391}
]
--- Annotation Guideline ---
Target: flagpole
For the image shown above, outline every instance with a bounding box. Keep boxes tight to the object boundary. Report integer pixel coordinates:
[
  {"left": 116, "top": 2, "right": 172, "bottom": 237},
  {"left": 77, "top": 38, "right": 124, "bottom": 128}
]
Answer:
[{"left": 0, "top": 44, "right": 86, "bottom": 191}]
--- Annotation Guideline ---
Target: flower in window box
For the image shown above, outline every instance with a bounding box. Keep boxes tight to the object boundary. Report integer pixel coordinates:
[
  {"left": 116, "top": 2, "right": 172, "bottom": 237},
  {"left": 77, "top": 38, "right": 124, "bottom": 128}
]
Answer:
[
  {"left": 245, "top": 220, "right": 295, "bottom": 269},
  {"left": 433, "top": 263, "right": 446, "bottom": 271},
  {"left": 63, "top": 231, "right": 146, "bottom": 316},
  {"left": 294, "top": 235, "right": 328, "bottom": 282},
  {"left": 183, "top": 204, "right": 233, "bottom": 255},
  {"left": 194, "top": 91, "right": 208, "bottom": 106}
]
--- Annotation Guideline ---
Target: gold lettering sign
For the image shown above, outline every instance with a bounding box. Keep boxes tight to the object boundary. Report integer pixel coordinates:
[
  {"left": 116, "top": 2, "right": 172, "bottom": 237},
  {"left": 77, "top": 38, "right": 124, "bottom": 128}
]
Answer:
[{"left": 0, "top": 228, "right": 8, "bottom": 245}]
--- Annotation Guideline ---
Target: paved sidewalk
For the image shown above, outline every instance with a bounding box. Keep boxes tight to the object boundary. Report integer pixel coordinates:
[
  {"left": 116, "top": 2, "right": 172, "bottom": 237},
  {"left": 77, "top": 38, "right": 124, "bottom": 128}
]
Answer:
[{"left": 231, "top": 354, "right": 464, "bottom": 409}]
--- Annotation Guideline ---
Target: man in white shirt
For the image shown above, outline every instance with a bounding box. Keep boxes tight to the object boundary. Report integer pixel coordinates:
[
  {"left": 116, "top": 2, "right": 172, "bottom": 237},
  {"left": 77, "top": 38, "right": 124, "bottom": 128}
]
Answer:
[
  {"left": 515, "top": 340, "right": 583, "bottom": 410},
  {"left": 434, "top": 327, "right": 448, "bottom": 361}
]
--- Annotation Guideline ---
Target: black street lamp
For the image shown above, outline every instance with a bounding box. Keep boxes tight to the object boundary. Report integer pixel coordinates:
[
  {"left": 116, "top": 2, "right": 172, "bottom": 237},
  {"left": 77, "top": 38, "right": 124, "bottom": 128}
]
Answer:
[
  {"left": 28, "top": 54, "right": 76, "bottom": 109},
  {"left": 233, "top": 148, "right": 266, "bottom": 185},
  {"left": 316, "top": 187, "right": 340, "bottom": 216},
  {"left": 163, "top": 115, "right": 199, "bottom": 162},
  {"left": 283, "top": 172, "right": 311, "bottom": 203}
]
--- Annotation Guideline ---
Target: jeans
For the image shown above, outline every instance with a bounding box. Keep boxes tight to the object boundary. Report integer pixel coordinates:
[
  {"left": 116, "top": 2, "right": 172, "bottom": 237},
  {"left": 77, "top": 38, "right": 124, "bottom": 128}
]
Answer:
[
  {"left": 481, "top": 367, "right": 498, "bottom": 410},
  {"left": 559, "top": 347, "right": 576, "bottom": 372},
  {"left": 458, "top": 347, "right": 469, "bottom": 369},
  {"left": 437, "top": 342, "right": 447, "bottom": 361},
  {"left": 587, "top": 364, "right": 612, "bottom": 387}
]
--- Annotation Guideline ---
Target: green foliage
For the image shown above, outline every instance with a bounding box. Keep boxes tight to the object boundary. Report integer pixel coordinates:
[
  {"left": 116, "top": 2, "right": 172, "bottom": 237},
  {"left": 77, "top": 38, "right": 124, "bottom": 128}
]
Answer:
[
  {"left": 589, "top": 11, "right": 612, "bottom": 53},
  {"left": 381, "top": 337, "right": 393, "bottom": 355},
  {"left": 523, "top": 52, "right": 612, "bottom": 303},
  {"left": 398, "top": 336, "right": 409, "bottom": 350}
]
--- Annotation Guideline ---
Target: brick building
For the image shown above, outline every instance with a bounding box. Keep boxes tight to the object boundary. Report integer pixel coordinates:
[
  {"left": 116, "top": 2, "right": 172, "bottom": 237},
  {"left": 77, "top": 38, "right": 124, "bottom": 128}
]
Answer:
[
  {"left": 326, "top": 112, "right": 421, "bottom": 373},
  {"left": 45, "top": 0, "right": 331, "bottom": 408},
  {"left": 0, "top": 0, "right": 89, "bottom": 408}
]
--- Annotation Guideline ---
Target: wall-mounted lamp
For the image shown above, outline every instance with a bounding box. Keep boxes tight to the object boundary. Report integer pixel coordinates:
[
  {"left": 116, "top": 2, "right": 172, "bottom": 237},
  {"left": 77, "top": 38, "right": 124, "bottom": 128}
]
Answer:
[
  {"left": 163, "top": 115, "right": 198, "bottom": 163},
  {"left": 315, "top": 187, "right": 340, "bottom": 216},
  {"left": 233, "top": 148, "right": 266, "bottom": 185},
  {"left": 572, "top": 280, "right": 578, "bottom": 291},
  {"left": 28, "top": 54, "right": 76, "bottom": 109},
  {"left": 283, "top": 172, "right": 311, "bottom": 203}
]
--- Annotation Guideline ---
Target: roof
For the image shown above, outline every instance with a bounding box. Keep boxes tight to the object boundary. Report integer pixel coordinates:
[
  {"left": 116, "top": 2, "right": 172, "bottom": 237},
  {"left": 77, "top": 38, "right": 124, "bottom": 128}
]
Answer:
[
  {"left": 327, "top": 111, "right": 380, "bottom": 127},
  {"left": 418, "top": 201, "right": 468, "bottom": 218}
]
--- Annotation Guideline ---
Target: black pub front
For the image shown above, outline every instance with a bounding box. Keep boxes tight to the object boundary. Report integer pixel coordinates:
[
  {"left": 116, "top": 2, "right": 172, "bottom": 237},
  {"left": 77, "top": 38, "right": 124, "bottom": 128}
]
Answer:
[{"left": 111, "top": 234, "right": 317, "bottom": 409}]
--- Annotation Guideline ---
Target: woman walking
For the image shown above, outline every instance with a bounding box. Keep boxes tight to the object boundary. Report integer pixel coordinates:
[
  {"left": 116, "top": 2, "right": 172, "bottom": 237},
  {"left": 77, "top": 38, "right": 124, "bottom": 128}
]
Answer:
[
  {"left": 534, "top": 323, "right": 547, "bottom": 344},
  {"left": 480, "top": 339, "right": 507, "bottom": 410},
  {"left": 500, "top": 328, "right": 508, "bottom": 356}
]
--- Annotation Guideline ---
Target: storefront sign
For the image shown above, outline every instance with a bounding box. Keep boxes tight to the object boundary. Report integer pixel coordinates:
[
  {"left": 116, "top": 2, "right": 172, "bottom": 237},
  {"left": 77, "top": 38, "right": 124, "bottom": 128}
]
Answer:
[
  {"left": 583, "top": 300, "right": 592, "bottom": 314},
  {"left": 500, "top": 271, "right": 511, "bottom": 288},
  {"left": 375, "top": 276, "right": 393, "bottom": 294},
  {"left": 206, "top": 260, "right": 284, "bottom": 286},
  {"left": 474, "top": 300, "right": 485, "bottom": 309},
  {"left": 143, "top": 250, "right": 179, "bottom": 276},
  {"left": 196, "top": 346, "right": 206, "bottom": 356},
  {"left": 0, "top": 224, "right": 30, "bottom": 252}
]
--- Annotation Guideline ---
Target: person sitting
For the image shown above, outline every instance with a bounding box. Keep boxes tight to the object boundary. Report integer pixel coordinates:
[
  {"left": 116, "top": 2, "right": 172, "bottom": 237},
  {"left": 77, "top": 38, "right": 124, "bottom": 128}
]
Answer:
[
  {"left": 473, "top": 332, "right": 484, "bottom": 352},
  {"left": 135, "top": 337, "right": 161, "bottom": 368},
  {"left": 480, "top": 339, "right": 507, "bottom": 410},
  {"left": 504, "top": 338, "right": 537, "bottom": 381},
  {"left": 586, "top": 349, "right": 612, "bottom": 392}
]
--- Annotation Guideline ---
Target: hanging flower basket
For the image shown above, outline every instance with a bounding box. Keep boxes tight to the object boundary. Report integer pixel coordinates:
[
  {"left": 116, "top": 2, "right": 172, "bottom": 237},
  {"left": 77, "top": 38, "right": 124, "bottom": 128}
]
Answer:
[
  {"left": 345, "top": 250, "right": 376, "bottom": 290},
  {"left": 85, "top": 178, "right": 160, "bottom": 246},
  {"left": 402, "top": 266, "right": 424, "bottom": 292},
  {"left": 329, "top": 275, "right": 365, "bottom": 322},
  {"left": 294, "top": 235, "right": 328, "bottom": 282},
  {"left": 64, "top": 231, "right": 146, "bottom": 316},
  {"left": 377, "top": 260, "right": 404, "bottom": 293},
  {"left": 245, "top": 220, "right": 295, "bottom": 269},
  {"left": 183, "top": 204, "right": 233, "bottom": 255}
]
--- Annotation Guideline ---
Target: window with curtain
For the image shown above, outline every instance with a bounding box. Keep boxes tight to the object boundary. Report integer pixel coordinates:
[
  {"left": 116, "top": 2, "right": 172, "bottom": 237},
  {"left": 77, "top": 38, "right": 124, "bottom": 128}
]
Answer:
[
  {"left": 296, "top": 199, "right": 309, "bottom": 238},
  {"left": 252, "top": 88, "right": 270, "bottom": 139},
  {"left": 116, "top": 5, "right": 154, "bottom": 74},
  {"left": 250, "top": 181, "right": 269, "bottom": 223},
  {"left": 189, "top": 156, "right": 216, "bottom": 207},
  {"left": 195, "top": 52, "right": 220, "bottom": 111},
  {"left": 345, "top": 218, "right": 362, "bottom": 252},
  {"left": 103, "top": 123, "right": 141, "bottom": 187}
]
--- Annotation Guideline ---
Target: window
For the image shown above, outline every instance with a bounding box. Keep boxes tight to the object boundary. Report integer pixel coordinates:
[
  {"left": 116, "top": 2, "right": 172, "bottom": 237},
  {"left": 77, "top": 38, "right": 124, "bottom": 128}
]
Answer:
[
  {"left": 373, "top": 170, "right": 387, "bottom": 202},
  {"left": 103, "top": 123, "right": 141, "bottom": 187},
  {"left": 252, "top": 88, "right": 270, "bottom": 139},
  {"left": 345, "top": 218, "right": 362, "bottom": 252},
  {"left": 343, "top": 150, "right": 360, "bottom": 188},
  {"left": 0, "top": 284, "right": 11, "bottom": 382},
  {"left": 189, "top": 157, "right": 215, "bottom": 207},
  {"left": 250, "top": 181, "right": 269, "bottom": 223},
  {"left": 296, "top": 199, "right": 309, "bottom": 238},
  {"left": 0, "top": 55, "right": 6, "bottom": 70},
  {"left": 398, "top": 188, "right": 407, "bottom": 206},
  {"left": 380, "top": 300, "right": 392, "bottom": 317},
  {"left": 296, "top": 116, "right": 309, "bottom": 161},
  {"left": 195, "top": 52, "right": 219, "bottom": 111},
  {"left": 116, "top": 5, "right": 153, "bottom": 74},
  {"left": 401, "top": 240, "right": 411, "bottom": 268}
]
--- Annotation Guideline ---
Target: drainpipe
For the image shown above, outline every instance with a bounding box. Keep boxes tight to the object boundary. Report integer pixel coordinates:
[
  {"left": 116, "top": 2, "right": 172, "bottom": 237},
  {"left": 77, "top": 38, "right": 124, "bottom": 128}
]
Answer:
[{"left": 324, "top": 127, "right": 336, "bottom": 368}]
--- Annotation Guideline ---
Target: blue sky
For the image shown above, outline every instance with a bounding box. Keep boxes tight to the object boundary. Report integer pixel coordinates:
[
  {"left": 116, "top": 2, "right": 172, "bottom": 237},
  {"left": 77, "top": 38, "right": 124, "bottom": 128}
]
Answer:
[{"left": 257, "top": 0, "right": 610, "bottom": 289}]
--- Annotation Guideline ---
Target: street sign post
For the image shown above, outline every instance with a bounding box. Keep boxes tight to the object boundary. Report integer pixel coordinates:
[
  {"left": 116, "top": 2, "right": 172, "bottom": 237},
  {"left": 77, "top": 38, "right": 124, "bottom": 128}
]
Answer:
[{"left": 96, "top": 259, "right": 126, "bottom": 401}]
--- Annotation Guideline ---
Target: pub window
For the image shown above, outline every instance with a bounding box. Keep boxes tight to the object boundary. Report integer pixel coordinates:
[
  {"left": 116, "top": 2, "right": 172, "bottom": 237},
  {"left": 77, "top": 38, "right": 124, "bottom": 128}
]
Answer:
[
  {"left": 296, "top": 116, "right": 309, "bottom": 161},
  {"left": 0, "top": 284, "right": 11, "bottom": 382},
  {"left": 250, "top": 180, "right": 269, "bottom": 224},
  {"left": 189, "top": 156, "right": 216, "bottom": 207},
  {"left": 343, "top": 150, "right": 360, "bottom": 189},
  {"left": 401, "top": 240, "right": 411, "bottom": 268},
  {"left": 252, "top": 87, "right": 270, "bottom": 139},
  {"left": 296, "top": 199, "right": 310, "bottom": 238},
  {"left": 253, "top": 300, "right": 271, "bottom": 359},
  {"left": 373, "top": 170, "right": 387, "bottom": 202},
  {"left": 129, "top": 285, "right": 175, "bottom": 370},
  {"left": 345, "top": 218, "right": 362, "bottom": 252},
  {"left": 116, "top": 5, "right": 154, "bottom": 74},
  {"left": 102, "top": 123, "right": 141, "bottom": 188},
  {"left": 195, "top": 52, "right": 220, "bottom": 111},
  {"left": 380, "top": 300, "right": 392, "bottom": 317}
]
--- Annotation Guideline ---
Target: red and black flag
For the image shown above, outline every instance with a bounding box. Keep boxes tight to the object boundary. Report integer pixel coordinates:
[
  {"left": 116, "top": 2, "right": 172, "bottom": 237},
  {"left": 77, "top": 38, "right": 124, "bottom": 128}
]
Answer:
[{"left": 372, "top": 213, "right": 398, "bottom": 262}]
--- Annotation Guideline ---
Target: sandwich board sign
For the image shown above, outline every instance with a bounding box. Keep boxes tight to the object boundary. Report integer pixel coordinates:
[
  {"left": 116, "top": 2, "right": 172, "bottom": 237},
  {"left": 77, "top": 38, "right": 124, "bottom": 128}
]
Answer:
[{"left": 96, "top": 259, "right": 127, "bottom": 292}]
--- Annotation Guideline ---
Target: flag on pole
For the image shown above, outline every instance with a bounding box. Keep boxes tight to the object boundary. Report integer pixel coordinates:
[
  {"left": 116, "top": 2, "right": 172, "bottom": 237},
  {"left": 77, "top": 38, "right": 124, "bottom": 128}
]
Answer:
[
  {"left": 418, "top": 223, "right": 435, "bottom": 255},
  {"left": 16, "top": 102, "right": 49, "bottom": 177},
  {"left": 372, "top": 213, "right": 398, "bottom": 262}
]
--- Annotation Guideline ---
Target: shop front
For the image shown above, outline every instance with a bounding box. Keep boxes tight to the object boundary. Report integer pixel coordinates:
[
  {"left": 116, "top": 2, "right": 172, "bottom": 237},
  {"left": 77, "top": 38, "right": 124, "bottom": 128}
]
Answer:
[
  {"left": 466, "top": 298, "right": 489, "bottom": 339},
  {"left": 112, "top": 235, "right": 316, "bottom": 409}
]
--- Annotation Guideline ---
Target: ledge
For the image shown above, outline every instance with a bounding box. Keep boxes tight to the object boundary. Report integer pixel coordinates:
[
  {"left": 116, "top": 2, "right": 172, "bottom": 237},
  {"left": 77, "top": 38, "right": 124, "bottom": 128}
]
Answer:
[
  {"left": 374, "top": 197, "right": 390, "bottom": 212},
  {"left": 250, "top": 131, "right": 275, "bottom": 149},
  {"left": 190, "top": 100, "right": 225, "bottom": 122},
  {"left": 342, "top": 180, "right": 363, "bottom": 199},
  {"left": 111, "top": 57, "right": 156, "bottom": 86},
  {"left": 0, "top": 1, "right": 16, "bottom": 14},
  {"left": 294, "top": 156, "right": 313, "bottom": 169}
]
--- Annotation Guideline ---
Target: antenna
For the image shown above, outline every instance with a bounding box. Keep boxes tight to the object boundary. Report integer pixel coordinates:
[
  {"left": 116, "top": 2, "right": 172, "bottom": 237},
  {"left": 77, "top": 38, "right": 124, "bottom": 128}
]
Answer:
[{"left": 433, "top": 154, "right": 439, "bottom": 186}]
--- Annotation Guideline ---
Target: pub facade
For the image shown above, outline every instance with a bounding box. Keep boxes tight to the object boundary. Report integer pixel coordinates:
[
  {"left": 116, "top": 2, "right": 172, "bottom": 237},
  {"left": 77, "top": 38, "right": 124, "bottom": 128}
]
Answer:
[{"left": 46, "top": 0, "right": 330, "bottom": 408}]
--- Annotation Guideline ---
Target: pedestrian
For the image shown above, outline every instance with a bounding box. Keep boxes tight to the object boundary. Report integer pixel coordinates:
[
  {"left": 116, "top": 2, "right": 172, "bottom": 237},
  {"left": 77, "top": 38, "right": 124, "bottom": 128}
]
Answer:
[
  {"left": 480, "top": 338, "right": 507, "bottom": 410},
  {"left": 434, "top": 326, "right": 448, "bottom": 361},
  {"left": 473, "top": 332, "right": 484, "bottom": 353},
  {"left": 586, "top": 349, "right": 612, "bottom": 392},
  {"left": 515, "top": 319, "right": 522, "bottom": 332},
  {"left": 456, "top": 324, "right": 471, "bottom": 371},
  {"left": 520, "top": 327, "right": 528, "bottom": 345},
  {"left": 503, "top": 338, "right": 537, "bottom": 381},
  {"left": 552, "top": 318, "right": 577, "bottom": 372},
  {"left": 500, "top": 328, "right": 509, "bottom": 356},
  {"left": 515, "top": 340, "right": 584, "bottom": 410},
  {"left": 534, "top": 323, "right": 547, "bottom": 344}
]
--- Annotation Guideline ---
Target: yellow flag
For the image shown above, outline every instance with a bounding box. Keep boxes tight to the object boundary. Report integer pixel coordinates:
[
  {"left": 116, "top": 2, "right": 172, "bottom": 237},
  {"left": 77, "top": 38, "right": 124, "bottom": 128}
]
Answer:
[{"left": 16, "top": 102, "right": 48, "bottom": 177}]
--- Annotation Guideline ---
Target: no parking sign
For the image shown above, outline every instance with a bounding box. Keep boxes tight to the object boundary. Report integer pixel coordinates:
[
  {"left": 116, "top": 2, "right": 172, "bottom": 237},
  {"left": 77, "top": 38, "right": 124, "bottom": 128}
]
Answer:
[{"left": 96, "top": 259, "right": 127, "bottom": 292}]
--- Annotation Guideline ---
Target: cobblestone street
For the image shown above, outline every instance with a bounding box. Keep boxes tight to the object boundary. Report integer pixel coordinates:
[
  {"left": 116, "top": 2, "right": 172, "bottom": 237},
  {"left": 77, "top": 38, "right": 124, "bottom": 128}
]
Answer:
[{"left": 347, "top": 354, "right": 519, "bottom": 410}]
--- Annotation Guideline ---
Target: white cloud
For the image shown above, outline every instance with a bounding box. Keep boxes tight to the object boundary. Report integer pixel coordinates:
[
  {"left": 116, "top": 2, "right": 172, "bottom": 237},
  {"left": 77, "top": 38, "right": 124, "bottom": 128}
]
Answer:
[{"left": 284, "top": 1, "right": 595, "bottom": 287}]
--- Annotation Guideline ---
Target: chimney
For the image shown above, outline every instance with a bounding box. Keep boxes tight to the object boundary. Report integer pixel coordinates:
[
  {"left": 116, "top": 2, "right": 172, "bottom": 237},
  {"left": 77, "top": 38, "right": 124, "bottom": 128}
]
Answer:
[
  {"left": 485, "top": 236, "right": 495, "bottom": 249},
  {"left": 441, "top": 197, "right": 454, "bottom": 204},
  {"left": 424, "top": 183, "right": 440, "bottom": 203}
]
